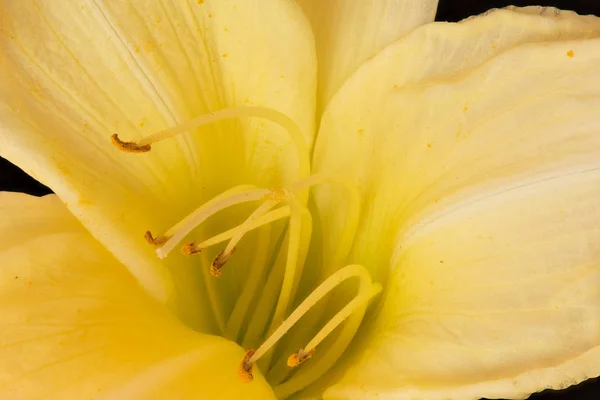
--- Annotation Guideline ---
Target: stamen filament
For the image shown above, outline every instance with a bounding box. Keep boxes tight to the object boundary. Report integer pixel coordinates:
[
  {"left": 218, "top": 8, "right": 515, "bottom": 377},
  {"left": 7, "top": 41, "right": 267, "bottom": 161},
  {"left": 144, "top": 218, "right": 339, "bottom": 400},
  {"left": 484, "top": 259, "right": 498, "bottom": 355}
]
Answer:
[
  {"left": 156, "top": 186, "right": 269, "bottom": 258},
  {"left": 224, "top": 225, "right": 272, "bottom": 341},
  {"left": 257, "top": 174, "right": 361, "bottom": 338},
  {"left": 257, "top": 202, "right": 312, "bottom": 369},
  {"left": 223, "top": 200, "right": 281, "bottom": 258},
  {"left": 210, "top": 200, "right": 285, "bottom": 277},
  {"left": 287, "top": 173, "right": 361, "bottom": 267},
  {"left": 182, "top": 206, "right": 290, "bottom": 252},
  {"left": 273, "top": 307, "right": 367, "bottom": 398},
  {"left": 258, "top": 174, "right": 361, "bottom": 372},
  {"left": 245, "top": 264, "right": 375, "bottom": 367},
  {"left": 289, "top": 283, "right": 382, "bottom": 366},
  {"left": 264, "top": 200, "right": 306, "bottom": 335},
  {"left": 114, "top": 106, "right": 310, "bottom": 180},
  {"left": 265, "top": 173, "right": 363, "bottom": 382},
  {"left": 160, "top": 184, "right": 256, "bottom": 243},
  {"left": 241, "top": 241, "right": 287, "bottom": 350}
]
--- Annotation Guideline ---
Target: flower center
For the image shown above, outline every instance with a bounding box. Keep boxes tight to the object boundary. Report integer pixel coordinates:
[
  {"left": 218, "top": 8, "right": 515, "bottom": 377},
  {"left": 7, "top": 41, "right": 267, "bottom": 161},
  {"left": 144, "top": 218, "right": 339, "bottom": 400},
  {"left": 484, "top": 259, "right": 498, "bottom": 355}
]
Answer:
[{"left": 112, "top": 107, "right": 381, "bottom": 398}]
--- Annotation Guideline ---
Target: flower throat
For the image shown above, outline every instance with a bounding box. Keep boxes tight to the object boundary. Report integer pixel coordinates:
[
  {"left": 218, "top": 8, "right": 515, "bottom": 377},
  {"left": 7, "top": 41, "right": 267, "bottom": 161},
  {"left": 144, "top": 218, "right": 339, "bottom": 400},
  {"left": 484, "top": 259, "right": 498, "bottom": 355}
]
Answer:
[{"left": 112, "top": 106, "right": 381, "bottom": 398}]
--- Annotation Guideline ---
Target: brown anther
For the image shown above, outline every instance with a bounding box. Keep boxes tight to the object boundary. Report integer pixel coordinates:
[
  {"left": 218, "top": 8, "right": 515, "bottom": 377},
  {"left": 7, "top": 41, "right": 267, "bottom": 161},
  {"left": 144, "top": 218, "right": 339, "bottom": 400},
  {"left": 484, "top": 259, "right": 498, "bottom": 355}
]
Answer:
[
  {"left": 181, "top": 242, "right": 202, "bottom": 255},
  {"left": 111, "top": 134, "right": 151, "bottom": 153},
  {"left": 238, "top": 349, "right": 255, "bottom": 383},
  {"left": 209, "top": 265, "right": 222, "bottom": 278},
  {"left": 144, "top": 231, "right": 168, "bottom": 246},
  {"left": 210, "top": 247, "right": 236, "bottom": 277},
  {"left": 287, "top": 348, "right": 315, "bottom": 368}
]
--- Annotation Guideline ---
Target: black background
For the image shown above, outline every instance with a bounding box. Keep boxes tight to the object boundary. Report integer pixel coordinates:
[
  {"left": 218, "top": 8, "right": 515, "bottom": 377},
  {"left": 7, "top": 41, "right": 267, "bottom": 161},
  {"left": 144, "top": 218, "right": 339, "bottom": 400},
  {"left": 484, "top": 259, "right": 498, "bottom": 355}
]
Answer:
[{"left": 1, "top": 1, "right": 600, "bottom": 399}]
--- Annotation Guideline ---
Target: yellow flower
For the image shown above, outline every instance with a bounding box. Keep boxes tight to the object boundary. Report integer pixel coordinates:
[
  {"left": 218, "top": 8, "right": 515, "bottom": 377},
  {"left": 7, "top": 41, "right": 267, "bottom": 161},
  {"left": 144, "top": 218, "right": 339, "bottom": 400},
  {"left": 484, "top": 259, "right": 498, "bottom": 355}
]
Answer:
[{"left": 1, "top": 1, "right": 600, "bottom": 399}]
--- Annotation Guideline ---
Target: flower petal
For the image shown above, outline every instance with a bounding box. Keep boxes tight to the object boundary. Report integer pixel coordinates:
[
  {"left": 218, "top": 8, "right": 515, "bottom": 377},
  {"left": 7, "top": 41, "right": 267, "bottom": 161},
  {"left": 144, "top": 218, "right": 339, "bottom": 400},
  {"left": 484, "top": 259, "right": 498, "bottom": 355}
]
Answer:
[
  {"left": 297, "top": 0, "right": 438, "bottom": 112},
  {"left": 0, "top": 0, "right": 316, "bottom": 315},
  {"left": 309, "top": 7, "right": 600, "bottom": 399},
  {"left": 313, "top": 5, "right": 600, "bottom": 284},
  {"left": 325, "top": 165, "right": 600, "bottom": 400},
  {"left": 0, "top": 192, "right": 275, "bottom": 399}
]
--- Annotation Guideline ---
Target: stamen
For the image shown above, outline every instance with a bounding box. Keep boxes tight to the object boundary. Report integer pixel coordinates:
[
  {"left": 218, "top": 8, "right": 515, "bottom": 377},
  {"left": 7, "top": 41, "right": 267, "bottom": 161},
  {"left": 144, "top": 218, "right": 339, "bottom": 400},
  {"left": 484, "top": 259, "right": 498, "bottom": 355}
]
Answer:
[
  {"left": 254, "top": 202, "right": 313, "bottom": 370},
  {"left": 210, "top": 248, "right": 236, "bottom": 277},
  {"left": 273, "top": 309, "right": 365, "bottom": 398},
  {"left": 155, "top": 186, "right": 269, "bottom": 258},
  {"left": 144, "top": 230, "right": 168, "bottom": 246},
  {"left": 288, "top": 283, "right": 382, "bottom": 367},
  {"left": 111, "top": 134, "right": 151, "bottom": 153},
  {"left": 222, "top": 200, "right": 281, "bottom": 258},
  {"left": 241, "top": 265, "right": 378, "bottom": 372},
  {"left": 238, "top": 349, "right": 256, "bottom": 383},
  {"left": 264, "top": 200, "right": 307, "bottom": 335},
  {"left": 152, "top": 174, "right": 357, "bottom": 261},
  {"left": 255, "top": 173, "right": 363, "bottom": 381},
  {"left": 287, "top": 349, "right": 315, "bottom": 367},
  {"left": 111, "top": 106, "right": 310, "bottom": 180},
  {"left": 181, "top": 197, "right": 289, "bottom": 277},
  {"left": 180, "top": 206, "right": 291, "bottom": 254},
  {"left": 180, "top": 242, "right": 202, "bottom": 255},
  {"left": 207, "top": 200, "right": 280, "bottom": 277},
  {"left": 224, "top": 225, "right": 272, "bottom": 342},
  {"left": 256, "top": 174, "right": 361, "bottom": 368}
]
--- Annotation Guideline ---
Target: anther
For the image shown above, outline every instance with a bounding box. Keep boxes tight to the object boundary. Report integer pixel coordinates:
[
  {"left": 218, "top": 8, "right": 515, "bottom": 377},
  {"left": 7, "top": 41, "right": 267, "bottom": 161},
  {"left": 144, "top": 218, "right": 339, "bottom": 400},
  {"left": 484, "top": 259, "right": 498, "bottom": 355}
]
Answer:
[
  {"left": 287, "top": 349, "right": 315, "bottom": 368},
  {"left": 144, "top": 230, "right": 168, "bottom": 246},
  {"left": 241, "top": 265, "right": 377, "bottom": 372},
  {"left": 181, "top": 242, "right": 202, "bottom": 255},
  {"left": 111, "top": 134, "right": 151, "bottom": 153},
  {"left": 109, "top": 106, "right": 310, "bottom": 180},
  {"left": 238, "top": 349, "right": 256, "bottom": 383},
  {"left": 210, "top": 248, "right": 236, "bottom": 277}
]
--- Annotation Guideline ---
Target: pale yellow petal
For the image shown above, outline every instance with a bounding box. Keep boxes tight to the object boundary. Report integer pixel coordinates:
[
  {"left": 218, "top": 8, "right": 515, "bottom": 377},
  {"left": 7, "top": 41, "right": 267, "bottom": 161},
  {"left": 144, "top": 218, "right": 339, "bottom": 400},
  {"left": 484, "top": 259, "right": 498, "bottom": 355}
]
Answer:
[
  {"left": 0, "top": 192, "right": 275, "bottom": 399},
  {"left": 308, "top": 7, "right": 600, "bottom": 399},
  {"left": 325, "top": 166, "right": 600, "bottom": 400},
  {"left": 0, "top": 0, "right": 316, "bottom": 320},
  {"left": 297, "top": 0, "right": 438, "bottom": 112},
  {"left": 313, "top": 6, "right": 600, "bottom": 284}
]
